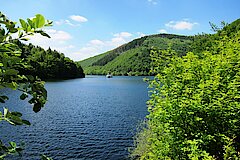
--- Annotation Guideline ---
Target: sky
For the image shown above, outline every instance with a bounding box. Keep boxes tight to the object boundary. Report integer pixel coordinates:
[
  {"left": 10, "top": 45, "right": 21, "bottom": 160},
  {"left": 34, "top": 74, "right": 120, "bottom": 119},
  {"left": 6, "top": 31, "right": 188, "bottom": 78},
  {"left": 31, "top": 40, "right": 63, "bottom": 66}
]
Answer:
[{"left": 1, "top": 0, "right": 239, "bottom": 61}]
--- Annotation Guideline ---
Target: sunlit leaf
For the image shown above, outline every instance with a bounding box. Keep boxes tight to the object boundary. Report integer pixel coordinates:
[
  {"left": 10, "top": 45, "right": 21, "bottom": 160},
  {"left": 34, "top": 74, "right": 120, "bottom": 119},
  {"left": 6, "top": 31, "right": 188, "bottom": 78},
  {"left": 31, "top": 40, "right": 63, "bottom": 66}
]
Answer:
[
  {"left": 19, "top": 19, "right": 27, "bottom": 30},
  {"left": 35, "top": 14, "right": 45, "bottom": 28}
]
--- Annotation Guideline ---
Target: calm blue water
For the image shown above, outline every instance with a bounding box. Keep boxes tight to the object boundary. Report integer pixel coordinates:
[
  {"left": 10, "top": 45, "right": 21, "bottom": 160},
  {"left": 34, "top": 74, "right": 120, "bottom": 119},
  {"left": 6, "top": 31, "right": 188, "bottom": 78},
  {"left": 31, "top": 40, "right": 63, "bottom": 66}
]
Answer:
[{"left": 0, "top": 76, "right": 149, "bottom": 160}]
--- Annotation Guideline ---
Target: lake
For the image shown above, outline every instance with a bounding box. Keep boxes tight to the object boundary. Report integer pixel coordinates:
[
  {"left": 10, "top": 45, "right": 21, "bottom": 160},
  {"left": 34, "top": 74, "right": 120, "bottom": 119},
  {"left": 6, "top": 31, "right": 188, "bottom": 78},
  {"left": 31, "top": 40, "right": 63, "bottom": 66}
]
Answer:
[{"left": 0, "top": 76, "right": 149, "bottom": 160}]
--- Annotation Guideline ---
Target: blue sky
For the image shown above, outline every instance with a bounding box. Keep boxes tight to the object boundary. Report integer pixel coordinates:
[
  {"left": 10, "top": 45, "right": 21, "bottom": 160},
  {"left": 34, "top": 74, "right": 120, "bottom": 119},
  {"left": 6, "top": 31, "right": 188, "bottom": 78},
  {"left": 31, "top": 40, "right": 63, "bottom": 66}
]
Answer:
[{"left": 1, "top": 0, "right": 239, "bottom": 61}]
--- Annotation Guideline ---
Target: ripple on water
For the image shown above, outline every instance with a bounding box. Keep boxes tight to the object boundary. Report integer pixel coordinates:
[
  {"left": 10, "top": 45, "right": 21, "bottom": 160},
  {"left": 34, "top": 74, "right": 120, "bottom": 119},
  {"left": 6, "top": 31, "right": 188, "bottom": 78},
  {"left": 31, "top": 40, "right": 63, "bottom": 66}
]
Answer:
[{"left": 1, "top": 76, "right": 149, "bottom": 159}]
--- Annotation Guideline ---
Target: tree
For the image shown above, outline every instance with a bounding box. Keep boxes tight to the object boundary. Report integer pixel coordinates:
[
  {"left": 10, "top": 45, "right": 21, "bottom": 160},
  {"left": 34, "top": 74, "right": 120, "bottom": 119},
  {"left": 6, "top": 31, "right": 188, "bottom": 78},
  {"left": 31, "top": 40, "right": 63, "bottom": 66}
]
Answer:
[
  {"left": 0, "top": 12, "right": 52, "bottom": 159},
  {"left": 131, "top": 21, "right": 240, "bottom": 159}
]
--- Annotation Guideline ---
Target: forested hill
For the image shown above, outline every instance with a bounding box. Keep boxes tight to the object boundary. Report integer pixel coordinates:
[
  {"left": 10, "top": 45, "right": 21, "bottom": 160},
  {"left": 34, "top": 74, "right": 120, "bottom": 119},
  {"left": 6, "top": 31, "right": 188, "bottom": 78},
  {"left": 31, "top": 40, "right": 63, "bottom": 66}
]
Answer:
[
  {"left": 78, "top": 34, "right": 193, "bottom": 76},
  {"left": 15, "top": 41, "right": 85, "bottom": 80}
]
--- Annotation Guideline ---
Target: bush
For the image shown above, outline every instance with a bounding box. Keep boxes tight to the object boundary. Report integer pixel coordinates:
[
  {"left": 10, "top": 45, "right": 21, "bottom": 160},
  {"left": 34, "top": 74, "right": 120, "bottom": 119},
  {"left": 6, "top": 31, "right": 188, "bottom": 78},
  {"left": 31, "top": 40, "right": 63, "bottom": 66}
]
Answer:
[{"left": 131, "top": 29, "right": 240, "bottom": 159}]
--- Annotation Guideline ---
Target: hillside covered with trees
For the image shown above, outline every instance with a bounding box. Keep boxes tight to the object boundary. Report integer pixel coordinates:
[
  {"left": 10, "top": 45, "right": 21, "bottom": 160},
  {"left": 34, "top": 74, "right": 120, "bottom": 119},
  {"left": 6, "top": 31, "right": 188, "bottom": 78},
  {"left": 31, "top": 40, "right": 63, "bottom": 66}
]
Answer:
[
  {"left": 130, "top": 19, "right": 240, "bottom": 159},
  {"left": 78, "top": 34, "right": 193, "bottom": 76},
  {"left": 14, "top": 41, "right": 85, "bottom": 80}
]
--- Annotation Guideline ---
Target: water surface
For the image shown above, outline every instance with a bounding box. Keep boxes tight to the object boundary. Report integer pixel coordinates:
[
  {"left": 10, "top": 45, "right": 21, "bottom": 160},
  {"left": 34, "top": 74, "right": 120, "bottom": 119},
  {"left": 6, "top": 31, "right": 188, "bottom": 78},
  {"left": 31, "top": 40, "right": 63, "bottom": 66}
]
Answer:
[{"left": 0, "top": 76, "right": 149, "bottom": 159}]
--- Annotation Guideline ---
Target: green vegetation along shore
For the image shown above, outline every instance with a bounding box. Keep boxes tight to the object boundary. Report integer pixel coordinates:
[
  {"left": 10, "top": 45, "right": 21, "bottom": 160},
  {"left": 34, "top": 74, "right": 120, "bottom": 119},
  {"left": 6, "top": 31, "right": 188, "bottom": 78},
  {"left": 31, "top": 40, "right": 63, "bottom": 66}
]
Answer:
[
  {"left": 15, "top": 41, "right": 85, "bottom": 80},
  {"left": 130, "top": 19, "right": 240, "bottom": 159}
]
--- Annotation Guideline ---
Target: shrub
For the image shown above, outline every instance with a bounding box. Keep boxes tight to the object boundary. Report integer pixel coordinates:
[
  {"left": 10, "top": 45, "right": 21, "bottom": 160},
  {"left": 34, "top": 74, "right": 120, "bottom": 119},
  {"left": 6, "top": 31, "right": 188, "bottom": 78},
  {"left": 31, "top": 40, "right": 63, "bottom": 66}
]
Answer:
[{"left": 131, "top": 29, "right": 240, "bottom": 159}]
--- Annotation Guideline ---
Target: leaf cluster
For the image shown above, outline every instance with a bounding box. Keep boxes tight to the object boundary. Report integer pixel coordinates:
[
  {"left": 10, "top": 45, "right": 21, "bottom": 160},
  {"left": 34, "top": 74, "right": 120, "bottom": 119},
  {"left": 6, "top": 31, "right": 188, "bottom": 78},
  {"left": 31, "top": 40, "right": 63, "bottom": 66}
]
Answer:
[
  {"left": 0, "top": 12, "right": 52, "bottom": 159},
  {"left": 13, "top": 42, "right": 85, "bottom": 80},
  {"left": 131, "top": 21, "right": 240, "bottom": 159}
]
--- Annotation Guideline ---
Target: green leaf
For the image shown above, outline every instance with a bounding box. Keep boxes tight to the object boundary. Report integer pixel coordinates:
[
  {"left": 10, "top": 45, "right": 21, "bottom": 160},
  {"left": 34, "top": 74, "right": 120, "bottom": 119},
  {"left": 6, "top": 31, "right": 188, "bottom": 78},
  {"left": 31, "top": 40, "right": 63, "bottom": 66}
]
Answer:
[
  {"left": 9, "top": 28, "right": 18, "bottom": 33},
  {"left": 4, "top": 69, "right": 19, "bottom": 76},
  {"left": 9, "top": 141, "right": 17, "bottom": 148},
  {"left": 27, "top": 18, "right": 34, "bottom": 29},
  {"left": 20, "top": 19, "right": 27, "bottom": 30},
  {"left": 0, "top": 95, "right": 9, "bottom": 103},
  {"left": 35, "top": 14, "right": 45, "bottom": 28},
  {"left": 39, "top": 30, "right": 50, "bottom": 38},
  {"left": 4, "top": 82, "right": 18, "bottom": 90},
  {"left": 11, "top": 112, "right": 22, "bottom": 117},
  {"left": 8, "top": 115, "right": 23, "bottom": 125},
  {"left": 44, "top": 20, "right": 53, "bottom": 27},
  {"left": 27, "top": 24, "right": 31, "bottom": 32},
  {"left": 3, "top": 107, "right": 9, "bottom": 118},
  {"left": 20, "top": 37, "right": 30, "bottom": 41},
  {"left": 15, "top": 147, "right": 24, "bottom": 153},
  {"left": 26, "top": 75, "right": 35, "bottom": 82},
  {"left": 33, "top": 103, "right": 42, "bottom": 113},
  {"left": 0, "top": 46, "right": 11, "bottom": 52},
  {"left": 18, "top": 31, "right": 23, "bottom": 38},
  {"left": 0, "top": 98, "right": 5, "bottom": 103},
  {"left": 22, "top": 119, "right": 31, "bottom": 125},
  {"left": 20, "top": 93, "right": 28, "bottom": 100},
  {"left": 0, "top": 27, "right": 5, "bottom": 36}
]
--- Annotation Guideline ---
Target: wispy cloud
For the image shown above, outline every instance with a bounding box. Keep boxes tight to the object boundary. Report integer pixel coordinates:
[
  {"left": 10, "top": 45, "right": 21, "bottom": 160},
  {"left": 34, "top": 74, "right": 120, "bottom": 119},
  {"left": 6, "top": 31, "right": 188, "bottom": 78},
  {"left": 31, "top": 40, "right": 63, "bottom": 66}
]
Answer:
[
  {"left": 158, "top": 29, "right": 167, "bottom": 33},
  {"left": 147, "top": 0, "right": 158, "bottom": 5},
  {"left": 73, "top": 31, "right": 137, "bottom": 61},
  {"left": 55, "top": 15, "right": 88, "bottom": 27},
  {"left": 69, "top": 15, "right": 88, "bottom": 23},
  {"left": 136, "top": 32, "right": 146, "bottom": 38},
  {"left": 55, "top": 19, "right": 80, "bottom": 27},
  {"left": 165, "top": 20, "right": 198, "bottom": 30}
]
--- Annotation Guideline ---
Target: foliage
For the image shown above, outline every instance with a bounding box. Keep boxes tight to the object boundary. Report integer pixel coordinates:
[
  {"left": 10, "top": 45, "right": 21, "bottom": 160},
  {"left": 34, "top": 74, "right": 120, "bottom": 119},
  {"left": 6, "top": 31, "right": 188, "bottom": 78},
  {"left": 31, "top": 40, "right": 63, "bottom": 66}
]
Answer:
[
  {"left": 131, "top": 20, "right": 240, "bottom": 159},
  {"left": 15, "top": 42, "right": 85, "bottom": 80},
  {"left": 79, "top": 34, "right": 193, "bottom": 76},
  {"left": 0, "top": 12, "right": 51, "bottom": 159}
]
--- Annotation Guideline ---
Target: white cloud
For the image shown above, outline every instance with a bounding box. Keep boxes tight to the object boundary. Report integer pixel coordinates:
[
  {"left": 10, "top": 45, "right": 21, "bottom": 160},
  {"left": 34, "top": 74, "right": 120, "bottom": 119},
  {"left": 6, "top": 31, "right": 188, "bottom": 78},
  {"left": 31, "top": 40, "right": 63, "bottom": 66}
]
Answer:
[
  {"left": 69, "top": 15, "right": 88, "bottom": 23},
  {"left": 55, "top": 15, "right": 88, "bottom": 27},
  {"left": 136, "top": 32, "right": 146, "bottom": 38},
  {"left": 26, "top": 29, "right": 73, "bottom": 55},
  {"left": 109, "top": 32, "right": 133, "bottom": 47},
  {"left": 113, "top": 32, "right": 132, "bottom": 38},
  {"left": 165, "top": 20, "right": 198, "bottom": 30},
  {"left": 67, "top": 20, "right": 79, "bottom": 26},
  {"left": 55, "top": 19, "right": 81, "bottom": 27},
  {"left": 90, "top": 39, "right": 105, "bottom": 46},
  {"left": 46, "top": 29, "right": 72, "bottom": 41},
  {"left": 55, "top": 21, "right": 62, "bottom": 25},
  {"left": 72, "top": 47, "right": 100, "bottom": 61},
  {"left": 73, "top": 31, "right": 135, "bottom": 61},
  {"left": 147, "top": 0, "right": 158, "bottom": 5},
  {"left": 158, "top": 29, "right": 167, "bottom": 33}
]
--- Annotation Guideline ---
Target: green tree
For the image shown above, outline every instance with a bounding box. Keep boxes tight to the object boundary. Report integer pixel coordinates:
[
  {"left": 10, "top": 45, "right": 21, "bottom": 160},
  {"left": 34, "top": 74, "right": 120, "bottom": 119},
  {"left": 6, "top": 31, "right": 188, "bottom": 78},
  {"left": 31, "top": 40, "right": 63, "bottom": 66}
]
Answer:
[
  {"left": 131, "top": 21, "right": 240, "bottom": 159},
  {"left": 0, "top": 12, "right": 52, "bottom": 159}
]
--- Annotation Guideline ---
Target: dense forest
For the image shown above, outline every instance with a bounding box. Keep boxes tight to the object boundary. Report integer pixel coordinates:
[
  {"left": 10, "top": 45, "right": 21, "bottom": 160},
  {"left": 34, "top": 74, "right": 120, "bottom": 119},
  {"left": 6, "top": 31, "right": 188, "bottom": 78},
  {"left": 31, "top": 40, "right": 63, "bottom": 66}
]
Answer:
[
  {"left": 78, "top": 34, "right": 193, "bottom": 76},
  {"left": 14, "top": 41, "right": 85, "bottom": 80},
  {"left": 130, "top": 19, "right": 240, "bottom": 159}
]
